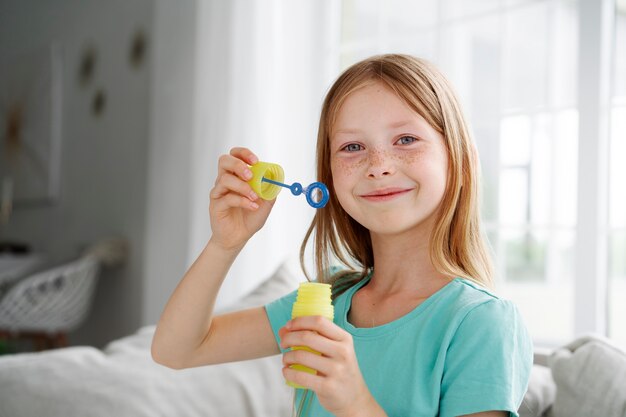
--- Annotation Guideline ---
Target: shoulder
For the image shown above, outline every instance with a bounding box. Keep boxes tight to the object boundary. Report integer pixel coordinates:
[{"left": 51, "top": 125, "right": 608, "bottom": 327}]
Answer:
[
  {"left": 443, "top": 278, "right": 517, "bottom": 320},
  {"left": 439, "top": 280, "right": 534, "bottom": 415},
  {"left": 447, "top": 277, "right": 501, "bottom": 305},
  {"left": 439, "top": 278, "right": 532, "bottom": 349},
  {"left": 444, "top": 278, "right": 533, "bottom": 365}
]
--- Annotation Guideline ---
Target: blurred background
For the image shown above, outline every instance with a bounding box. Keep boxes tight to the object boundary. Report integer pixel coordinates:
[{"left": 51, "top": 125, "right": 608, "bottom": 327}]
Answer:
[{"left": 0, "top": 0, "right": 623, "bottom": 353}]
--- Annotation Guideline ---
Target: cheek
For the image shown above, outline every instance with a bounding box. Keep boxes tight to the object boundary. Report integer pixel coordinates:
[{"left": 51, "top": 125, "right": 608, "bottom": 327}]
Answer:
[
  {"left": 331, "top": 155, "right": 365, "bottom": 178},
  {"left": 427, "top": 151, "right": 449, "bottom": 195},
  {"left": 330, "top": 166, "right": 350, "bottom": 196},
  {"left": 402, "top": 147, "right": 449, "bottom": 191},
  {"left": 393, "top": 148, "right": 424, "bottom": 165},
  {"left": 330, "top": 159, "right": 357, "bottom": 209},
  {"left": 392, "top": 147, "right": 440, "bottom": 177}
]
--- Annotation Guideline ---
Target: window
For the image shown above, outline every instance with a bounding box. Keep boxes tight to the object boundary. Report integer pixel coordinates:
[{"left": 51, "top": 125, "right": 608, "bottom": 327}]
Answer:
[
  {"left": 609, "top": 1, "right": 626, "bottom": 347},
  {"left": 340, "top": 0, "right": 621, "bottom": 348}
]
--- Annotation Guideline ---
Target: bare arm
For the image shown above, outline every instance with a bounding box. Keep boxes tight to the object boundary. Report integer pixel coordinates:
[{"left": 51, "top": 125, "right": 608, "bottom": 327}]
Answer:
[
  {"left": 151, "top": 147, "right": 279, "bottom": 369},
  {"left": 189, "top": 306, "right": 279, "bottom": 366},
  {"left": 151, "top": 240, "right": 279, "bottom": 368}
]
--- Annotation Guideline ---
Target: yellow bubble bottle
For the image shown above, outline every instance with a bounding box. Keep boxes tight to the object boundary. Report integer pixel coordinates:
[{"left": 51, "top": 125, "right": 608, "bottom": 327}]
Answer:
[{"left": 287, "top": 282, "right": 334, "bottom": 389}]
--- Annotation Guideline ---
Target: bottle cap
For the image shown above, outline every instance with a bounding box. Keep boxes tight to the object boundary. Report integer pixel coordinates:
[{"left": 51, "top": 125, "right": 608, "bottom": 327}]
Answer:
[{"left": 248, "top": 162, "right": 284, "bottom": 200}]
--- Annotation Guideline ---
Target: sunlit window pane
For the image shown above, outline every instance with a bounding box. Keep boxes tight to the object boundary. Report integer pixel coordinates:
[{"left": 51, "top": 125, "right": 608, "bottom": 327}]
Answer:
[
  {"left": 499, "top": 169, "right": 528, "bottom": 225},
  {"left": 609, "top": 232, "right": 626, "bottom": 282},
  {"left": 502, "top": 2, "right": 549, "bottom": 111},
  {"left": 550, "top": 0, "right": 578, "bottom": 107},
  {"left": 439, "top": 15, "right": 501, "bottom": 222},
  {"left": 501, "top": 115, "right": 531, "bottom": 166},
  {"left": 439, "top": 15, "right": 500, "bottom": 110},
  {"left": 609, "top": 6, "right": 626, "bottom": 350},
  {"left": 340, "top": 46, "right": 379, "bottom": 71},
  {"left": 503, "top": 0, "right": 540, "bottom": 7},
  {"left": 530, "top": 113, "right": 551, "bottom": 225},
  {"left": 614, "top": 10, "right": 626, "bottom": 100},
  {"left": 609, "top": 231, "right": 626, "bottom": 346},
  {"left": 341, "top": 0, "right": 380, "bottom": 45},
  {"left": 385, "top": 32, "right": 437, "bottom": 62},
  {"left": 503, "top": 229, "right": 547, "bottom": 281},
  {"left": 610, "top": 107, "right": 626, "bottom": 228},
  {"left": 386, "top": 0, "right": 438, "bottom": 34},
  {"left": 497, "top": 229, "right": 575, "bottom": 343},
  {"left": 441, "top": 0, "right": 499, "bottom": 21},
  {"left": 553, "top": 109, "right": 578, "bottom": 227}
]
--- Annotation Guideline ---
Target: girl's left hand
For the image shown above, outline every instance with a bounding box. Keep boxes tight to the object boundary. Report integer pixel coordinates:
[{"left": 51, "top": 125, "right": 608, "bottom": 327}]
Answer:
[{"left": 279, "top": 316, "right": 385, "bottom": 417}]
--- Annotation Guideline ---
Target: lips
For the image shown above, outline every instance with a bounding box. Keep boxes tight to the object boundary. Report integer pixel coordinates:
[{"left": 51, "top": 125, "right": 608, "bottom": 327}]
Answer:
[{"left": 359, "top": 187, "right": 414, "bottom": 201}]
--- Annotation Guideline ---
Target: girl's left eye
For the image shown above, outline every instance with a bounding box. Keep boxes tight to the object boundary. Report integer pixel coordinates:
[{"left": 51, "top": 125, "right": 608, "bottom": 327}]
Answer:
[{"left": 396, "top": 136, "right": 417, "bottom": 145}]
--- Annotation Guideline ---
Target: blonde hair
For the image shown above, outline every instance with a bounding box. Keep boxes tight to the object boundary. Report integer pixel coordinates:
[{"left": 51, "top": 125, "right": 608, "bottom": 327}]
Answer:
[{"left": 300, "top": 54, "right": 494, "bottom": 292}]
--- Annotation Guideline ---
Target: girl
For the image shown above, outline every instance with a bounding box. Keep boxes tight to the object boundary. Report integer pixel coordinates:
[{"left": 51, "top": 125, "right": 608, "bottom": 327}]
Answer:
[{"left": 152, "top": 54, "right": 533, "bottom": 417}]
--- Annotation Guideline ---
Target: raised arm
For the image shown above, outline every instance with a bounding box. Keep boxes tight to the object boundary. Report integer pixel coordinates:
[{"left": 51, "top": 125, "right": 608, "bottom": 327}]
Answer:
[{"left": 151, "top": 148, "right": 280, "bottom": 369}]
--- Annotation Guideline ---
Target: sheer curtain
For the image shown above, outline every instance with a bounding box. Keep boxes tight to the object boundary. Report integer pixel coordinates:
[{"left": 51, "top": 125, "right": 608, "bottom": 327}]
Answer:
[{"left": 189, "top": 0, "right": 340, "bottom": 308}]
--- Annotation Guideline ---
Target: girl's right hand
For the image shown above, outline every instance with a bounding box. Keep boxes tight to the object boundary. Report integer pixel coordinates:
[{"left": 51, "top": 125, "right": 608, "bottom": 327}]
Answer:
[{"left": 208, "top": 147, "right": 276, "bottom": 251}]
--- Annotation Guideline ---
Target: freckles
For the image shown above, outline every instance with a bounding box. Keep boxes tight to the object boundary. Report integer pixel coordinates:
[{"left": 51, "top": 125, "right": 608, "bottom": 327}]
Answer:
[
  {"left": 393, "top": 148, "right": 424, "bottom": 165},
  {"left": 369, "top": 149, "right": 385, "bottom": 165},
  {"left": 332, "top": 157, "right": 365, "bottom": 176}
]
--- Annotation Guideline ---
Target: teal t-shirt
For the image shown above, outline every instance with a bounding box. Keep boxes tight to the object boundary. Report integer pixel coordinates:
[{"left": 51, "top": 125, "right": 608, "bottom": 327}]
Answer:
[{"left": 265, "top": 274, "right": 533, "bottom": 417}]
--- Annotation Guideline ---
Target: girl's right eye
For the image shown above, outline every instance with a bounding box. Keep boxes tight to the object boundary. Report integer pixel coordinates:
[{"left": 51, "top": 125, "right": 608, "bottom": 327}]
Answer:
[{"left": 341, "top": 143, "right": 363, "bottom": 152}]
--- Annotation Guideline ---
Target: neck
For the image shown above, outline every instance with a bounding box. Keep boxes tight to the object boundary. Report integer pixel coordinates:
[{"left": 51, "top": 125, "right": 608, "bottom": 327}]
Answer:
[{"left": 368, "top": 222, "right": 451, "bottom": 296}]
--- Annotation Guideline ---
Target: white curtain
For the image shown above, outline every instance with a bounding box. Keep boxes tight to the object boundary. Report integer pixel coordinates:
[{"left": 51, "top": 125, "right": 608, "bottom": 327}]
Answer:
[{"left": 188, "top": 0, "right": 341, "bottom": 308}]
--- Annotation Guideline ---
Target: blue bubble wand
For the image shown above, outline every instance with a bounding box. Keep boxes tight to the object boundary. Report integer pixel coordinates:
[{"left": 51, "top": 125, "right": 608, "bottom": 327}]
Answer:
[{"left": 248, "top": 162, "right": 329, "bottom": 209}]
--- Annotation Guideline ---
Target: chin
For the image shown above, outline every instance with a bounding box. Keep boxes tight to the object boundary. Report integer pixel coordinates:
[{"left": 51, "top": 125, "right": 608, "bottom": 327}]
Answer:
[
  {"left": 352, "top": 210, "right": 437, "bottom": 238},
  {"left": 359, "top": 219, "right": 424, "bottom": 236}
]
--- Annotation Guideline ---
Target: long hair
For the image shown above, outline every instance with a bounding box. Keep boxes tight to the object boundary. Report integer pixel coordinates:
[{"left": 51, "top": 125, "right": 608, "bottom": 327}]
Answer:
[{"left": 300, "top": 54, "right": 494, "bottom": 294}]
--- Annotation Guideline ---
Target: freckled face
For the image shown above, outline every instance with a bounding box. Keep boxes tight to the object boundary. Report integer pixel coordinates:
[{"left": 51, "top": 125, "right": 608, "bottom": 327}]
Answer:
[{"left": 330, "top": 81, "right": 448, "bottom": 237}]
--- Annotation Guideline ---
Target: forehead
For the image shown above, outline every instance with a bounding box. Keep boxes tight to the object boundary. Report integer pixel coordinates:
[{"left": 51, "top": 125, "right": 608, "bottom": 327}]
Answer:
[{"left": 331, "top": 81, "right": 427, "bottom": 136}]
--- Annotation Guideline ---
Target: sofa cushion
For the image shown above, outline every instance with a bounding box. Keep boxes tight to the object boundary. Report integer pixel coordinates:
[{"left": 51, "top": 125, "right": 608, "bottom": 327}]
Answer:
[
  {"left": 548, "top": 335, "right": 626, "bottom": 417},
  {"left": 518, "top": 364, "right": 556, "bottom": 417}
]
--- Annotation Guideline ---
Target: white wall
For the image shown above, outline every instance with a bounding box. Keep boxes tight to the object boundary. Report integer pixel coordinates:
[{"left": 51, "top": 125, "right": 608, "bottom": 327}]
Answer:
[
  {"left": 142, "top": 0, "right": 198, "bottom": 326},
  {"left": 0, "top": 0, "right": 153, "bottom": 347}
]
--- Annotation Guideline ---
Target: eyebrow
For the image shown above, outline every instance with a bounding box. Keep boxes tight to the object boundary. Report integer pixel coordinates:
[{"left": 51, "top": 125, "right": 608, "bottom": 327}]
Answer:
[{"left": 334, "top": 120, "right": 416, "bottom": 135}]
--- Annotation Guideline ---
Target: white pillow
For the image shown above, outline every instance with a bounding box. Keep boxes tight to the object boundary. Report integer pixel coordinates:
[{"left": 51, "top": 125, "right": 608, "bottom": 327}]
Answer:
[
  {"left": 548, "top": 335, "right": 626, "bottom": 417},
  {"left": 218, "top": 257, "right": 302, "bottom": 313}
]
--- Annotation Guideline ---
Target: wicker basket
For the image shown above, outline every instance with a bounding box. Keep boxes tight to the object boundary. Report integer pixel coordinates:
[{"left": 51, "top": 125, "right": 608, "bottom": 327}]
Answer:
[{"left": 0, "top": 255, "right": 100, "bottom": 334}]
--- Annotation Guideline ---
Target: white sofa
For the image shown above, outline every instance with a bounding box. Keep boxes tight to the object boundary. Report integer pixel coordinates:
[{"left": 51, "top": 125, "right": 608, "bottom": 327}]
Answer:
[
  {"left": 519, "top": 335, "right": 626, "bottom": 417},
  {"left": 1, "top": 261, "right": 625, "bottom": 417}
]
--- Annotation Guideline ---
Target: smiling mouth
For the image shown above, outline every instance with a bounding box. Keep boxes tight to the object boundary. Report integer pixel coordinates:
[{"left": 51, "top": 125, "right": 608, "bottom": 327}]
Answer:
[{"left": 360, "top": 188, "right": 413, "bottom": 201}]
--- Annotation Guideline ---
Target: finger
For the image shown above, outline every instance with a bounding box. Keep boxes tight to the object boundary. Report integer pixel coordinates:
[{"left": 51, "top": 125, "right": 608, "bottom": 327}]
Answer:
[
  {"left": 282, "top": 348, "right": 335, "bottom": 377},
  {"left": 211, "top": 192, "right": 259, "bottom": 211},
  {"left": 278, "top": 324, "right": 293, "bottom": 343},
  {"left": 211, "top": 173, "right": 258, "bottom": 201},
  {"left": 229, "top": 147, "right": 259, "bottom": 165},
  {"left": 217, "top": 154, "right": 254, "bottom": 182},
  {"left": 282, "top": 364, "right": 324, "bottom": 392},
  {"left": 279, "top": 329, "right": 335, "bottom": 356},
  {"left": 286, "top": 316, "right": 347, "bottom": 342}
]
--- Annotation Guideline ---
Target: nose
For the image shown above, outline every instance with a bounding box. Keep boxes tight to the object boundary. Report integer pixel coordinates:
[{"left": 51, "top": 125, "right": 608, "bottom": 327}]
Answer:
[{"left": 367, "top": 149, "right": 395, "bottom": 178}]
